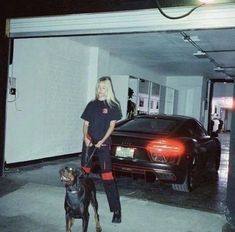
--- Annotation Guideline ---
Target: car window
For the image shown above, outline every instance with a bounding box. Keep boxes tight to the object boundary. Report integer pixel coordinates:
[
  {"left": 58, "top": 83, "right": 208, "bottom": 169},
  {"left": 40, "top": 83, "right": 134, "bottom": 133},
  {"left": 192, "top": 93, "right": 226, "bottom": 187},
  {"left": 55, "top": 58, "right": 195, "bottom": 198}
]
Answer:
[
  {"left": 193, "top": 121, "right": 207, "bottom": 137},
  {"left": 115, "top": 118, "right": 178, "bottom": 134},
  {"left": 179, "top": 120, "right": 206, "bottom": 138},
  {"left": 177, "top": 125, "right": 193, "bottom": 137}
]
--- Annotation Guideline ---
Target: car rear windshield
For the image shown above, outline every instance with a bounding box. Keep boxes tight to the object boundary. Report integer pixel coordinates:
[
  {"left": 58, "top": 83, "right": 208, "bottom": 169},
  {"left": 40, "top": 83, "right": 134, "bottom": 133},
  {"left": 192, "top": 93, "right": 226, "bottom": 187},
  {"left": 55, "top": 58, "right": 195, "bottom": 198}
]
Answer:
[{"left": 116, "top": 117, "right": 178, "bottom": 134}]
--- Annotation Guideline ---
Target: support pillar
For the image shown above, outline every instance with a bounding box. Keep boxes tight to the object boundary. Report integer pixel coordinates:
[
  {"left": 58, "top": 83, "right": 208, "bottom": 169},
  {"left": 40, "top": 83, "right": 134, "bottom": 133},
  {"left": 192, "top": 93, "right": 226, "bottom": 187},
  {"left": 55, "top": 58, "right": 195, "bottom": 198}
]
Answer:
[
  {"left": 0, "top": 18, "right": 10, "bottom": 176},
  {"left": 223, "top": 84, "right": 235, "bottom": 232}
]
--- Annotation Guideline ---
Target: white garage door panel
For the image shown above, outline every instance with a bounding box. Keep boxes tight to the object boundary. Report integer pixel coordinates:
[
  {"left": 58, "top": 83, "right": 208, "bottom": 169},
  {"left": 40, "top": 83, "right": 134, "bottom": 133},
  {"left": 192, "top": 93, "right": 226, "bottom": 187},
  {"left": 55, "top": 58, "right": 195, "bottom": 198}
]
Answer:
[{"left": 10, "top": 4, "right": 235, "bottom": 38}]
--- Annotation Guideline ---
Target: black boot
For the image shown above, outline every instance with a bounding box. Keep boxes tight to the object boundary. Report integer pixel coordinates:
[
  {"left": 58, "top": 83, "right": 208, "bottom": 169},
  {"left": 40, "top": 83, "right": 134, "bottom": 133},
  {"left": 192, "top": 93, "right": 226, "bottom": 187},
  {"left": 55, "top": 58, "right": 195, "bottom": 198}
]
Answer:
[{"left": 112, "top": 210, "right": 121, "bottom": 223}]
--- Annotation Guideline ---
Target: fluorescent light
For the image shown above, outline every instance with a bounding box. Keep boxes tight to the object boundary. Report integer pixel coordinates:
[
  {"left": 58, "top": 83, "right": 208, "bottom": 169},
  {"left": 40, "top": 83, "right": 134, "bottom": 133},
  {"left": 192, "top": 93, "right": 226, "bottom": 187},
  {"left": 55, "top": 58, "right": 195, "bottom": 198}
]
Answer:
[
  {"left": 199, "top": 0, "right": 214, "bottom": 3},
  {"left": 193, "top": 51, "right": 207, "bottom": 58},
  {"left": 214, "top": 67, "right": 225, "bottom": 72}
]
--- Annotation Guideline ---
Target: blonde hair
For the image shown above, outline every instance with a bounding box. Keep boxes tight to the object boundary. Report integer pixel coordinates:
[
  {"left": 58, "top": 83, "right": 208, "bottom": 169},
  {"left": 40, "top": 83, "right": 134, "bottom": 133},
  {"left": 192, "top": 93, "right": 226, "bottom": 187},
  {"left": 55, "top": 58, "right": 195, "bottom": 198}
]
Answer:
[{"left": 95, "top": 76, "right": 120, "bottom": 108}]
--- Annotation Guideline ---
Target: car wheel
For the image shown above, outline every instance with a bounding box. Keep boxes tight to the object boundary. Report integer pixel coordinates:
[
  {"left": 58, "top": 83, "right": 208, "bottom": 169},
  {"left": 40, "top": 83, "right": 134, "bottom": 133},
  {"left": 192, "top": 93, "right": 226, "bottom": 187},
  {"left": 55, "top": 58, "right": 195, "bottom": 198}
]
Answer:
[
  {"left": 215, "top": 145, "right": 221, "bottom": 171},
  {"left": 209, "top": 139, "right": 221, "bottom": 172},
  {"left": 172, "top": 156, "right": 197, "bottom": 192}
]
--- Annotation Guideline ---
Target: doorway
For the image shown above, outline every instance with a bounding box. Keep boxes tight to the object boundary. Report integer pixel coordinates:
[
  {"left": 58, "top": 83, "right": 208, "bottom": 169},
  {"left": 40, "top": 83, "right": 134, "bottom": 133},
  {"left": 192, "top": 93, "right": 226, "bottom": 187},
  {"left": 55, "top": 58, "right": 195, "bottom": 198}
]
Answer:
[{"left": 208, "top": 78, "right": 234, "bottom": 186}]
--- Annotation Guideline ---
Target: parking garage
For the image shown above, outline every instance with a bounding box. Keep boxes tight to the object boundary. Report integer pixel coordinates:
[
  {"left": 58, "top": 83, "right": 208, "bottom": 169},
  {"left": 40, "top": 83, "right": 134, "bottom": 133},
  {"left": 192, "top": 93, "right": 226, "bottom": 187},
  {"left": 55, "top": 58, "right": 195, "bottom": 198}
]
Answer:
[{"left": 1, "top": 1, "right": 235, "bottom": 231}]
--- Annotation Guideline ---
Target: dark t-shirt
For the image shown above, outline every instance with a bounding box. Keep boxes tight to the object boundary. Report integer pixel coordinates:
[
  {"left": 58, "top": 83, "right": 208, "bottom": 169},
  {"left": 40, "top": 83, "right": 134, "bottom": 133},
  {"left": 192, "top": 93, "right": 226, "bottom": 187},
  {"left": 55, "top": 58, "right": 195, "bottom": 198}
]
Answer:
[{"left": 81, "top": 99, "right": 122, "bottom": 143}]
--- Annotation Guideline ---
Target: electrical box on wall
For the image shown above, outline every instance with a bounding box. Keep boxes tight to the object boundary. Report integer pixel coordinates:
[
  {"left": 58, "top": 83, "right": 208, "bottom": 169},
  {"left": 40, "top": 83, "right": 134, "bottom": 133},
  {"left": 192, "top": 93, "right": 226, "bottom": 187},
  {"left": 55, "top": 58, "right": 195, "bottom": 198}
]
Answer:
[
  {"left": 8, "top": 77, "right": 16, "bottom": 95},
  {"left": 9, "top": 88, "right": 16, "bottom": 95}
]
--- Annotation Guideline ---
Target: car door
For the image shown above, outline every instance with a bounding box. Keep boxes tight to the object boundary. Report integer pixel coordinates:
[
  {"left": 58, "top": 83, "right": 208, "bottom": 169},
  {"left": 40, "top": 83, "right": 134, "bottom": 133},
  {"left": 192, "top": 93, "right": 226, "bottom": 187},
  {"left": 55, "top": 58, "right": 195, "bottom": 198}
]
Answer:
[{"left": 187, "top": 120, "right": 213, "bottom": 167}]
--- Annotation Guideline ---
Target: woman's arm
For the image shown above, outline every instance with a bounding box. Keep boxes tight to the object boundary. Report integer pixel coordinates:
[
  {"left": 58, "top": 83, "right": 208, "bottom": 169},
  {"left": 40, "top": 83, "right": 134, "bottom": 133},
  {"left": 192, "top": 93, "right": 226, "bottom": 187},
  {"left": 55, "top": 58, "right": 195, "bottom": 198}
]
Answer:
[
  {"left": 83, "top": 120, "right": 92, "bottom": 146},
  {"left": 95, "top": 120, "right": 116, "bottom": 148}
]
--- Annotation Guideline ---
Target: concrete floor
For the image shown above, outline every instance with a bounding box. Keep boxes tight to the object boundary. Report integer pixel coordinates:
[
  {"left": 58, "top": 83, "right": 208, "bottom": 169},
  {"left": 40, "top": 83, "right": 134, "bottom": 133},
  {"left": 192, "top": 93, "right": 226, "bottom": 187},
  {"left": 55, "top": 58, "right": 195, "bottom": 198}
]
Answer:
[{"left": 0, "top": 132, "right": 230, "bottom": 231}]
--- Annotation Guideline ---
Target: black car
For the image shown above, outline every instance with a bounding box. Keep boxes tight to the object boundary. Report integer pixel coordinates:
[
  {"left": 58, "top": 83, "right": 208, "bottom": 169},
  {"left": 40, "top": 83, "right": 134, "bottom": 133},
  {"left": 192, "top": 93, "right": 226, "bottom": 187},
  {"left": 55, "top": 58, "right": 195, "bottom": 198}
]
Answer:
[{"left": 111, "top": 114, "right": 221, "bottom": 192}]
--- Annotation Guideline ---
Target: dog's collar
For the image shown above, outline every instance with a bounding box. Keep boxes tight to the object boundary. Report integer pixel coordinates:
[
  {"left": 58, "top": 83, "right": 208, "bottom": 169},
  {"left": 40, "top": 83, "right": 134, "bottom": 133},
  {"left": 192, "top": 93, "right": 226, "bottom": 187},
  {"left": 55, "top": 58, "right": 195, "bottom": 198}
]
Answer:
[
  {"left": 67, "top": 184, "right": 80, "bottom": 192},
  {"left": 65, "top": 175, "right": 86, "bottom": 193}
]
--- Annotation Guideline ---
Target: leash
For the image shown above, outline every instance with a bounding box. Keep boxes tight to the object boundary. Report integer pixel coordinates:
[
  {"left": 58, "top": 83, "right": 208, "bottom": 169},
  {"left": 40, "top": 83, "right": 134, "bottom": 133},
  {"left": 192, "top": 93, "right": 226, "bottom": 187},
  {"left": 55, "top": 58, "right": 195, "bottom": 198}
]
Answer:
[{"left": 84, "top": 144, "right": 97, "bottom": 167}]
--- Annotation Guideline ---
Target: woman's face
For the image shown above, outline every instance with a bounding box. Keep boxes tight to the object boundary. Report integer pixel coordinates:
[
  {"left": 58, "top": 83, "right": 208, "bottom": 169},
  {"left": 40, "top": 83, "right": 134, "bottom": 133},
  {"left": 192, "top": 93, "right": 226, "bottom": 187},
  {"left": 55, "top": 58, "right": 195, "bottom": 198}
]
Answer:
[{"left": 97, "top": 81, "right": 107, "bottom": 100}]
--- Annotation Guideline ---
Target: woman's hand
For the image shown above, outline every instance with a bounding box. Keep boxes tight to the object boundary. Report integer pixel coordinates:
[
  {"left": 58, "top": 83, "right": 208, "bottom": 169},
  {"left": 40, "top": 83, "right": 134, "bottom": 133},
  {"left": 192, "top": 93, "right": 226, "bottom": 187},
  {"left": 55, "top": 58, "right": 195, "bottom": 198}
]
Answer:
[
  {"left": 95, "top": 140, "right": 104, "bottom": 148},
  {"left": 95, "top": 121, "right": 116, "bottom": 148},
  {"left": 84, "top": 137, "right": 92, "bottom": 147}
]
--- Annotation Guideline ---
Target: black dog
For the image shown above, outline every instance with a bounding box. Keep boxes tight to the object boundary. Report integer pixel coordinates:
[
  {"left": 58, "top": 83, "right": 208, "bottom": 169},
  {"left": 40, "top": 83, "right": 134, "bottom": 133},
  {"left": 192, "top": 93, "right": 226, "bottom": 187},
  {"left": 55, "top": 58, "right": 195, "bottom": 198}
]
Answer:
[{"left": 60, "top": 167, "right": 102, "bottom": 232}]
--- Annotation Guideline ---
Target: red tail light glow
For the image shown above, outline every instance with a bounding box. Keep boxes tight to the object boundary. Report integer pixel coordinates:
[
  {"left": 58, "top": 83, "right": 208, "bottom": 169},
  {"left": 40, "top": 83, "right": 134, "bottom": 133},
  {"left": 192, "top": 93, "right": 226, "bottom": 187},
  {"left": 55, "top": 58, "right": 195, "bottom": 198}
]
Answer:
[{"left": 147, "top": 139, "right": 185, "bottom": 158}]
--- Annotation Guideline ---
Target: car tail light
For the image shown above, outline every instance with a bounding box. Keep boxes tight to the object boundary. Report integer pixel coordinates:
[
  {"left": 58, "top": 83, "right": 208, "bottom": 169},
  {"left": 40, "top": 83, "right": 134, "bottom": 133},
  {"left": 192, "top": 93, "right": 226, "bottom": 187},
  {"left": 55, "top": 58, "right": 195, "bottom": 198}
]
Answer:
[{"left": 147, "top": 139, "right": 185, "bottom": 164}]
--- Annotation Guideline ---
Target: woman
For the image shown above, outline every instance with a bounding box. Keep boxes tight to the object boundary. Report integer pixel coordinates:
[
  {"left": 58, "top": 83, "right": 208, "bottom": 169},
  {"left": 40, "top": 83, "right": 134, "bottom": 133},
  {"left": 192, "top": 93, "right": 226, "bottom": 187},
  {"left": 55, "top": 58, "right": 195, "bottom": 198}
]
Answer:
[{"left": 80, "top": 76, "right": 122, "bottom": 223}]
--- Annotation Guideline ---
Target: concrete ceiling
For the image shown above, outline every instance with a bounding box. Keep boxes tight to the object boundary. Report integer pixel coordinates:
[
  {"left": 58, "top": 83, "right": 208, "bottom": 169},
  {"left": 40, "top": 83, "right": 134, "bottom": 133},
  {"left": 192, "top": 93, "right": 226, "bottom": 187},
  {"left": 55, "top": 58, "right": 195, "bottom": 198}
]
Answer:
[{"left": 72, "top": 28, "right": 235, "bottom": 80}]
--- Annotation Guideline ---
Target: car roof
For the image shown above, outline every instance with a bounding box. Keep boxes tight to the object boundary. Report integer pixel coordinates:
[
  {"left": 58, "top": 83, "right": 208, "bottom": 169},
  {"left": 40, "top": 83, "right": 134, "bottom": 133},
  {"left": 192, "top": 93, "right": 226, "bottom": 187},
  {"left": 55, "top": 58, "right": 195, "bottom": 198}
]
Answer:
[{"left": 134, "top": 114, "right": 195, "bottom": 122}]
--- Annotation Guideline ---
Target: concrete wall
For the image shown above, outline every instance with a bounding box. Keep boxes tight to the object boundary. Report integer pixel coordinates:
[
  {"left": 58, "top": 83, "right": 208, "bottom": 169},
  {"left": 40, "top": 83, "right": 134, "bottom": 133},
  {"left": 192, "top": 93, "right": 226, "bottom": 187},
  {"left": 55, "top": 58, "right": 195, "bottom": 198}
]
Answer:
[
  {"left": 111, "top": 75, "right": 129, "bottom": 118},
  {"left": 5, "top": 37, "right": 90, "bottom": 163},
  {"left": 165, "top": 75, "right": 204, "bottom": 120}
]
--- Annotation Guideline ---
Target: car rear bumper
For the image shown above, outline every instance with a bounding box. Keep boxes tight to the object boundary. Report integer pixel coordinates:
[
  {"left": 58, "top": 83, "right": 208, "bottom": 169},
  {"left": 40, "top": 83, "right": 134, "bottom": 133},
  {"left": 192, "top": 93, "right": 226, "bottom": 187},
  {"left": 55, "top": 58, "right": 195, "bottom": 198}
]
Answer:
[{"left": 111, "top": 158, "right": 187, "bottom": 183}]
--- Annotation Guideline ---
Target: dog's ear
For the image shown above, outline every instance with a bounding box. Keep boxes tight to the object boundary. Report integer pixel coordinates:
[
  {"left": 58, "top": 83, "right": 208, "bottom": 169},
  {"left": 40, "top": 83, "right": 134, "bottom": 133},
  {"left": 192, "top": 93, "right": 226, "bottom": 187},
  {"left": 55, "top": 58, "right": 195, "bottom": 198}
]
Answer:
[{"left": 59, "top": 168, "right": 64, "bottom": 175}]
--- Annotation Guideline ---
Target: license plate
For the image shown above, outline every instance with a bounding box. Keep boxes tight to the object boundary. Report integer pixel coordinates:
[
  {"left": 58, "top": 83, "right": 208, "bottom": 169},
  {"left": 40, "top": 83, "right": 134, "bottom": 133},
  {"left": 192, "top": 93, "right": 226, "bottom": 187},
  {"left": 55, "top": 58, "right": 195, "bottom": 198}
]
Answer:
[{"left": 115, "top": 146, "right": 135, "bottom": 158}]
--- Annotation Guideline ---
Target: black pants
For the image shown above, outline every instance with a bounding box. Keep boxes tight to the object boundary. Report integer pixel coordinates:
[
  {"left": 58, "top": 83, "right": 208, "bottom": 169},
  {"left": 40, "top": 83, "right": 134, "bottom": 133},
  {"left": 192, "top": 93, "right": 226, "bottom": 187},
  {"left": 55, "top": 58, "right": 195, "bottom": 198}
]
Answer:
[{"left": 81, "top": 143, "right": 121, "bottom": 212}]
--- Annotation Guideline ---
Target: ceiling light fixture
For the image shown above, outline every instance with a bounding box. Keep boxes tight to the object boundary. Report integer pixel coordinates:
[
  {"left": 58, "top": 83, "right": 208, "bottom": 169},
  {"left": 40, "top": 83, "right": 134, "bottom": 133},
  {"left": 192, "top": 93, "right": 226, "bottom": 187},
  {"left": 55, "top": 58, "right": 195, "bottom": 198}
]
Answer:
[
  {"left": 214, "top": 67, "right": 225, "bottom": 72},
  {"left": 193, "top": 51, "right": 207, "bottom": 58},
  {"left": 155, "top": 0, "right": 206, "bottom": 20},
  {"left": 199, "top": 0, "right": 214, "bottom": 3},
  {"left": 182, "top": 31, "right": 232, "bottom": 78}
]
